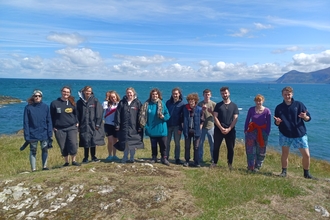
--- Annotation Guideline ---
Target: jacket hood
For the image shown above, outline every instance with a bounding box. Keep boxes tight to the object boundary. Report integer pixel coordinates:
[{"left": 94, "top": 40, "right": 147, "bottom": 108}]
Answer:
[
  {"left": 169, "top": 92, "right": 184, "bottom": 103},
  {"left": 78, "top": 89, "right": 94, "bottom": 102}
]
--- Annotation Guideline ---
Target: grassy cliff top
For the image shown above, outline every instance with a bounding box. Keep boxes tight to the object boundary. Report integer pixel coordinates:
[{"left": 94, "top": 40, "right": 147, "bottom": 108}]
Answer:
[{"left": 1, "top": 134, "right": 330, "bottom": 219}]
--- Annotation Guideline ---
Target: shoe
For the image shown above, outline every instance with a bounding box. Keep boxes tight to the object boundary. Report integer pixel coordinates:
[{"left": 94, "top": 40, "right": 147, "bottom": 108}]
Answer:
[
  {"left": 161, "top": 158, "right": 170, "bottom": 166},
  {"left": 112, "top": 155, "right": 120, "bottom": 161},
  {"left": 42, "top": 167, "right": 49, "bottom": 171},
  {"left": 32, "top": 169, "right": 37, "bottom": 172},
  {"left": 254, "top": 167, "right": 260, "bottom": 172},
  {"left": 63, "top": 162, "right": 69, "bottom": 167},
  {"left": 126, "top": 160, "right": 134, "bottom": 163},
  {"left": 210, "top": 163, "right": 217, "bottom": 168},
  {"left": 279, "top": 172, "right": 287, "bottom": 177},
  {"left": 175, "top": 159, "right": 183, "bottom": 165},
  {"left": 193, "top": 163, "right": 201, "bottom": 168},
  {"left": 106, "top": 156, "right": 113, "bottom": 161},
  {"left": 72, "top": 161, "right": 81, "bottom": 166},
  {"left": 183, "top": 162, "right": 189, "bottom": 167},
  {"left": 82, "top": 158, "right": 89, "bottom": 163},
  {"left": 150, "top": 156, "right": 157, "bottom": 163},
  {"left": 92, "top": 157, "right": 100, "bottom": 162},
  {"left": 304, "top": 174, "right": 317, "bottom": 180},
  {"left": 228, "top": 164, "right": 233, "bottom": 171}
]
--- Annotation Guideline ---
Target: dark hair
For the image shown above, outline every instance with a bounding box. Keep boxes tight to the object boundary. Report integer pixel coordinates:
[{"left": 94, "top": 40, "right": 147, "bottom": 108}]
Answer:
[
  {"left": 149, "top": 88, "right": 163, "bottom": 100},
  {"left": 203, "top": 89, "right": 211, "bottom": 94},
  {"left": 220, "top": 86, "right": 229, "bottom": 92},
  {"left": 61, "top": 86, "right": 76, "bottom": 106}
]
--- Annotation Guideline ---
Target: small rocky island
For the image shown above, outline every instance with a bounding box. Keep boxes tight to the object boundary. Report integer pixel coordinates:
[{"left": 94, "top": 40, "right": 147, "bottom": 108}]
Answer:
[{"left": 0, "top": 95, "right": 22, "bottom": 106}]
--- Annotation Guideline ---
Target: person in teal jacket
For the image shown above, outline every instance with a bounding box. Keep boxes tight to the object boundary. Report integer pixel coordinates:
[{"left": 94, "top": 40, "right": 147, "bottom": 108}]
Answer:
[{"left": 140, "top": 88, "right": 170, "bottom": 165}]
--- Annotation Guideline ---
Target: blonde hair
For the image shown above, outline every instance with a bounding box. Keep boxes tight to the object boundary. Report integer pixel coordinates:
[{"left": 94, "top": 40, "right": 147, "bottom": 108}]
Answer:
[{"left": 107, "top": 90, "right": 120, "bottom": 105}]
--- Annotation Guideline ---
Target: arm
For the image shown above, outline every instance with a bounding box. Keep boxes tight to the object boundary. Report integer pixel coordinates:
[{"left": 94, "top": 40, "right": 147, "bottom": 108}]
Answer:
[
  {"left": 95, "top": 100, "right": 104, "bottom": 129},
  {"left": 114, "top": 101, "right": 122, "bottom": 130},
  {"left": 266, "top": 109, "right": 271, "bottom": 135},
  {"left": 244, "top": 108, "right": 252, "bottom": 133},
  {"left": 162, "top": 104, "right": 170, "bottom": 121},
  {"left": 213, "top": 111, "right": 223, "bottom": 130},
  {"left": 46, "top": 105, "right": 53, "bottom": 138},
  {"left": 23, "top": 106, "right": 30, "bottom": 141}
]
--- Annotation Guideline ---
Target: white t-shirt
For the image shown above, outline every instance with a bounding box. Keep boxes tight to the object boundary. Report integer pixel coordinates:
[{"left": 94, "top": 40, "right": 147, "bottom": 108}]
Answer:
[
  {"left": 102, "top": 101, "right": 108, "bottom": 110},
  {"left": 104, "top": 103, "right": 118, "bottom": 125}
]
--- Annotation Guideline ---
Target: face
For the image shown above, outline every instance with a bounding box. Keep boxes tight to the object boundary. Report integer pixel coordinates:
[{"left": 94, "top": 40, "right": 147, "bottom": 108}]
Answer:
[
  {"left": 84, "top": 87, "right": 92, "bottom": 99},
  {"left": 109, "top": 93, "right": 118, "bottom": 103},
  {"left": 172, "top": 90, "right": 180, "bottom": 102},
  {"left": 282, "top": 90, "right": 293, "bottom": 102},
  {"left": 221, "top": 89, "right": 230, "bottom": 101},
  {"left": 126, "top": 89, "right": 134, "bottom": 101},
  {"left": 203, "top": 92, "right": 211, "bottom": 101},
  {"left": 254, "top": 99, "right": 264, "bottom": 107},
  {"left": 61, "top": 88, "right": 71, "bottom": 100},
  {"left": 33, "top": 93, "right": 42, "bottom": 103},
  {"left": 188, "top": 99, "right": 196, "bottom": 108},
  {"left": 151, "top": 91, "right": 159, "bottom": 101}
]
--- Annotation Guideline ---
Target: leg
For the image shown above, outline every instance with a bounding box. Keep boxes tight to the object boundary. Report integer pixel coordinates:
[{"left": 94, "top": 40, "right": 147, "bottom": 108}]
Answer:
[
  {"left": 66, "top": 126, "right": 78, "bottom": 159},
  {"left": 84, "top": 148, "right": 89, "bottom": 160},
  {"left": 213, "top": 128, "right": 224, "bottom": 164},
  {"left": 299, "top": 149, "right": 310, "bottom": 170},
  {"left": 150, "top": 137, "right": 158, "bottom": 158},
  {"left": 122, "top": 143, "right": 129, "bottom": 162},
  {"left": 184, "top": 136, "right": 192, "bottom": 162},
  {"left": 159, "top": 136, "right": 167, "bottom": 158},
  {"left": 173, "top": 126, "right": 182, "bottom": 160},
  {"left": 107, "top": 136, "right": 112, "bottom": 156},
  {"left": 166, "top": 126, "right": 174, "bottom": 159},
  {"left": 245, "top": 132, "right": 256, "bottom": 170},
  {"left": 281, "top": 146, "right": 290, "bottom": 169},
  {"left": 193, "top": 136, "right": 201, "bottom": 165},
  {"left": 129, "top": 148, "right": 136, "bottom": 161},
  {"left": 206, "top": 127, "right": 214, "bottom": 161},
  {"left": 198, "top": 128, "right": 207, "bottom": 162},
  {"left": 29, "top": 141, "right": 38, "bottom": 171},
  {"left": 41, "top": 140, "right": 49, "bottom": 169},
  {"left": 255, "top": 132, "right": 268, "bottom": 169},
  {"left": 224, "top": 129, "right": 236, "bottom": 166},
  {"left": 91, "top": 147, "right": 96, "bottom": 159},
  {"left": 111, "top": 136, "right": 118, "bottom": 157}
]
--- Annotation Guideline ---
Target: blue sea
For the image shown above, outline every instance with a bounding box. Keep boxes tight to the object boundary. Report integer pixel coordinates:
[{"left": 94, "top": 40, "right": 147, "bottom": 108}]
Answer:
[{"left": 0, "top": 78, "right": 329, "bottom": 162}]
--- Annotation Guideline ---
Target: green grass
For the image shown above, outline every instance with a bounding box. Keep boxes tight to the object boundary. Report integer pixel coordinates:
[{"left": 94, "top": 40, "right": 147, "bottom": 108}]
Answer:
[{"left": 1, "top": 134, "right": 330, "bottom": 219}]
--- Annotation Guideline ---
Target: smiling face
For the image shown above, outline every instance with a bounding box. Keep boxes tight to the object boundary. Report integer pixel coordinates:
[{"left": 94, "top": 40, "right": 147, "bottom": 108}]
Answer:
[
  {"left": 109, "top": 92, "right": 118, "bottom": 103},
  {"left": 61, "top": 88, "right": 71, "bottom": 100},
  {"left": 203, "top": 92, "right": 211, "bottom": 102},
  {"left": 33, "top": 93, "right": 42, "bottom": 103},
  {"left": 126, "top": 89, "right": 134, "bottom": 101},
  {"left": 221, "top": 89, "right": 230, "bottom": 101},
  {"left": 188, "top": 99, "right": 196, "bottom": 108},
  {"left": 172, "top": 90, "right": 180, "bottom": 102},
  {"left": 282, "top": 90, "right": 293, "bottom": 103},
  {"left": 151, "top": 91, "right": 159, "bottom": 101},
  {"left": 83, "top": 87, "right": 92, "bottom": 99}
]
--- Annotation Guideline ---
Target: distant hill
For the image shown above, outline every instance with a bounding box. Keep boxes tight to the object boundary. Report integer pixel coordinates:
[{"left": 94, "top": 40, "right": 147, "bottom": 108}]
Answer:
[{"left": 276, "top": 67, "right": 330, "bottom": 83}]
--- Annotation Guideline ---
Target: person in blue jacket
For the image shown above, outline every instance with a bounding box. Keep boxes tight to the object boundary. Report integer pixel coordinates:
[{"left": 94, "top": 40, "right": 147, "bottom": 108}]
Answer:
[
  {"left": 140, "top": 88, "right": 170, "bottom": 165},
  {"left": 23, "top": 90, "right": 53, "bottom": 172},
  {"left": 182, "top": 93, "right": 204, "bottom": 167},
  {"left": 165, "top": 87, "right": 185, "bottom": 164}
]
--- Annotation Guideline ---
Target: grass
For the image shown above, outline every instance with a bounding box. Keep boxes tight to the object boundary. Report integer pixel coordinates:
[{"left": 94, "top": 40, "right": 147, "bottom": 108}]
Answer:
[{"left": 1, "top": 134, "right": 330, "bottom": 219}]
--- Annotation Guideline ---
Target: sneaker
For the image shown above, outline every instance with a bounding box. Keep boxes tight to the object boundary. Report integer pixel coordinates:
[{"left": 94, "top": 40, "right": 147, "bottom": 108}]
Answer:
[
  {"left": 106, "top": 156, "right": 113, "bottom": 161},
  {"left": 72, "top": 161, "right": 81, "bottom": 166},
  {"left": 63, "top": 162, "right": 69, "bottom": 167},
  {"left": 279, "top": 172, "right": 287, "bottom": 177},
  {"left": 210, "top": 163, "right": 217, "bottom": 168},
  {"left": 82, "top": 158, "right": 89, "bottom": 163},
  {"left": 161, "top": 158, "right": 170, "bottom": 166},
  {"left": 175, "top": 159, "right": 183, "bottom": 165},
  {"left": 92, "top": 157, "right": 100, "bottom": 162},
  {"left": 112, "top": 155, "right": 120, "bottom": 161},
  {"left": 183, "top": 162, "right": 189, "bottom": 167},
  {"left": 42, "top": 167, "right": 49, "bottom": 171}
]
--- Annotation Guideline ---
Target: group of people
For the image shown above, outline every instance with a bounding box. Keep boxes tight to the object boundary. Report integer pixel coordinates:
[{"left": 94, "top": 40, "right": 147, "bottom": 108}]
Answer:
[{"left": 23, "top": 85, "right": 314, "bottom": 179}]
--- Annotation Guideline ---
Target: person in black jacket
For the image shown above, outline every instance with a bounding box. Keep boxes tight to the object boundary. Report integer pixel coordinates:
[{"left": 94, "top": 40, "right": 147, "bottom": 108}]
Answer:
[
  {"left": 77, "top": 86, "right": 105, "bottom": 163},
  {"left": 114, "top": 87, "right": 144, "bottom": 163},
  {"left": 23, "top": 90, "right": 52, "bottom": 172},
  {"left": 50, "top": 86, "right": 80, "bottom": 167}
]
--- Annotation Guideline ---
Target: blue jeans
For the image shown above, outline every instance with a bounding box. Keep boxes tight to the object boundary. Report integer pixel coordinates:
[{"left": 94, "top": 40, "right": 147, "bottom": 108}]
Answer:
[
  {"left": 122, "top": 142, "right": 135, "bottom": 162},
  {"left": 198, "top": 127, "right": 214, "bottom": 162},
  {"left": 166, "top": 126, "right": 182, "bottom": 160},
  {"left": 30, "top": 140, "right": 48, "bottom": 171}
]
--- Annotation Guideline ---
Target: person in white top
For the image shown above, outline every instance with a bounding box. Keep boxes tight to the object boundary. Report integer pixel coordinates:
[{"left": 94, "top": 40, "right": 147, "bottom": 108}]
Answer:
[{"left": 104, "top": 90, "right": 121, "bottom": 161}]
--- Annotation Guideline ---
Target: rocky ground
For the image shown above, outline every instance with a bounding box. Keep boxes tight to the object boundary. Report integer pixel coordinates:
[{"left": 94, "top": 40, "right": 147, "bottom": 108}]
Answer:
[{"left": 0, "top": 95, "right": 22, "bottom": 106}]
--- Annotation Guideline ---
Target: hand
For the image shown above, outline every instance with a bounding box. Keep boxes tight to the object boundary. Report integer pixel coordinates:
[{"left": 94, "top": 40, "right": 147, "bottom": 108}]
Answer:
[
  {"left": 158, "top": 113, "right": 164, "bottom": 119},
  {"left": 298, "top": 111, "right": 308, "bottom": 120},
  {"left": 178, "top": 130, "right": 182, "bottom": 135},
  {"left": 221, "top": 127, "right": 231, "bottom": 135},
  {"left": 273, "top": 116, "right": 282, "bottom": 125},
  {"left": 95, "top": 126, "right": 99, "bottom": 130}
]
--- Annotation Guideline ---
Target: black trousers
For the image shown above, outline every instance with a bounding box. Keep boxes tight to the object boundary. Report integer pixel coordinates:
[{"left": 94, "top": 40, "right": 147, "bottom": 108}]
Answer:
[
  {"left": 213, "top": 128, "right": 236, "bottom": 165},
  {"left": 150, "top": 136, "right": 167, "bottom": 158},
  {"left": 84, "top": 147, "right": 96, "bottom": 159},
  {"left": 184, "top": 133, "right": 200, "bottom": 164}
]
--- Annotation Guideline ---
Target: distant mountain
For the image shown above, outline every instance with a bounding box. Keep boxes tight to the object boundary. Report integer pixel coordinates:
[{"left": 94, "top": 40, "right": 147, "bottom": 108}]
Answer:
[{"left": 276, "top": 67, "right": 330, "bottom": 83}]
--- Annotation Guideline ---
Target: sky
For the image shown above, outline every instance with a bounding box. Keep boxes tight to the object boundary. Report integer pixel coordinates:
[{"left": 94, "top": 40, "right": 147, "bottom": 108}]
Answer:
[{"left": 0, "top": 0, "right": 330, "bottom": 82}]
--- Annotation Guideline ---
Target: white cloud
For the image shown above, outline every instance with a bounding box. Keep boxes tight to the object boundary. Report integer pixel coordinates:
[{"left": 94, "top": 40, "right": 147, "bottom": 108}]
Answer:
[
  {"left": 47, "top": 32, "right": 85, "bottom": 46},
  {"left": 292, "top": 50, "right": 330, "bottom": 66},
  {"left": 229, "top": 28, "right": 250, "bottom": 37},
  {"left": 254, "top": 22, "right": 273, "bottom": 30},
  {"left": 20, "top": 56, "right": 44, "bottom": 69},
  {"left": 272, "top": 46, "right": 302, "bottom": 54},
  {"left": 55, "top": 48, "right": 102, "bottom": 66},
  {"left": 113, "top": 54, "right": 175, "bottom": 67}
]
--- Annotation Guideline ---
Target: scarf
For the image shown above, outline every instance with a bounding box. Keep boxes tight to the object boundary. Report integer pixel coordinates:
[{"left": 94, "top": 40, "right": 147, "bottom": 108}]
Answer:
[
  {"left": 139, "top": 99, "right": 163, "bottom": 127},
  {"left": 247, "top": 122, "right": 267, "bottom": 147}
]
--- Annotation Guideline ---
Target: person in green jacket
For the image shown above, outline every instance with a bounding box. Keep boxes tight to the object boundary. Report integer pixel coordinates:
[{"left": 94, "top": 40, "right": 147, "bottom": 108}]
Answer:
[{"left": 140, "top": 88, "right": 170, "bottom": 165}]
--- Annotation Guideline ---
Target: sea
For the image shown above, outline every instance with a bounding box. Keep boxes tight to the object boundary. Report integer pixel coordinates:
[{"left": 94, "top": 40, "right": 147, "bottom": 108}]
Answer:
[{"left": 0, "top": 78, "right": 329, "bottom": 162}]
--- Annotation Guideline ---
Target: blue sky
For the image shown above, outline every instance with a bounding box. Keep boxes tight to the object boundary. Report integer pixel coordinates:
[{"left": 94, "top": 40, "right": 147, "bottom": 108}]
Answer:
[{"left": 0, "top": 0, "right": 329, "bottom": 81}]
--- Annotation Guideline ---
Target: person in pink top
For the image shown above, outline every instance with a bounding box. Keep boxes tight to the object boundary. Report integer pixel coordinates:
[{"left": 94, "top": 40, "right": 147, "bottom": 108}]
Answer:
[{"left": 244, "top": 94, "right": 271, "bottom": 172}]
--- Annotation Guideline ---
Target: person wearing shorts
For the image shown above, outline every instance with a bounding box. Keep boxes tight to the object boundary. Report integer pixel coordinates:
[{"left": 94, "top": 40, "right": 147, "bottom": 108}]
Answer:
[{"left": 274, "top": 86, "right": 314, "bottom": 179}]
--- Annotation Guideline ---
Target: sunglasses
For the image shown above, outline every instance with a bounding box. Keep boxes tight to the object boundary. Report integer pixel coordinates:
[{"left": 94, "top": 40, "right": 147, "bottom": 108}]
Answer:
[{"left": 34, "top": 95, "right": 42, "bottom": 98}]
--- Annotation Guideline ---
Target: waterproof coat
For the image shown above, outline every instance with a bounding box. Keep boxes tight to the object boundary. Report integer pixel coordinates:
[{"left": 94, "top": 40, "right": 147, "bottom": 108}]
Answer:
[
  {"left": 114, "top": 96, "right": 144, "bottom": 150},
  {"left": 77, "top": 92, "right": 105, "bottom": 148},
  {"left": 23, "top": 101, "right": 53, "bottom": 142},
  {"left": 182, "top": 104, "right": 203, "bottom": 138},
  {"left": 143, "top": 100, "right": 170, "bottom": 137}
]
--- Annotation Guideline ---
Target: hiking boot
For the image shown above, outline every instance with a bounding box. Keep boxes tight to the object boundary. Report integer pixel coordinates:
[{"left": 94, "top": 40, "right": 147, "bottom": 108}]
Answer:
[
  {"left": 63, "top": 162, "right": 69, "bottom": 167},
  {"left": 42, "top": 167, "right": 49, "bottom": 171},
  {"left": 82, "top": 158, "right": 89, "bottom": 163},
  {"left": 183, "top": 162, "right": 189, "bottom": 167},
  {"left": 161, "top": 158, "right": 170, "bottom": 166},
  {"left": 279, "top": 172, "right": 287, "bottom": 177},
  {"left": 92, "top": 157, "right": 100, "bottom": 162},
  {"left": 304, "top": 174, "right": 317, "bottom": 180},
  {"left": 210, "top": 163, "right": 217, "bottom": 169},
  {"left": 175, "top": 159, "right": 183, "bottom": 165},
  {"left": 72, "top": 161, "right": 81, "bottom": 166},
  {"left": 126, "top": 160, "right": 134, "bottom": 163}
]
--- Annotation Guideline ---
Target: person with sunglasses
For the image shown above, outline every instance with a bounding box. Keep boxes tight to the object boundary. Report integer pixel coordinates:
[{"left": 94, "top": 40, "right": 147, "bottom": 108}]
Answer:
[{"left": 23, "top": 90, "right": 53, "bottom": 172}]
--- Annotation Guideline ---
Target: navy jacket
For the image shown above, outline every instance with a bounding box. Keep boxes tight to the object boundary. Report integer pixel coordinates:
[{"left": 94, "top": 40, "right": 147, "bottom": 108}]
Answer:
[
  {"left": 182, "top": 104, "right": 203, "bottom": 138},
  {"left": 274, "top": 98, "right": 311, "bottom": 138},
  {"left": 23, "top": 102, "right": 53, "bottom": 141},
  {"left": 165, "top": 96, "right": 185, "bottom": 127}
]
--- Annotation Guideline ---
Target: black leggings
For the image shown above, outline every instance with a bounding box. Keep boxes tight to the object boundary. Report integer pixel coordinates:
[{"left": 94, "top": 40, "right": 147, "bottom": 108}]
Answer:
[
  {"left": 213, "top": 128, "right": 236, "bottom": 165},
  {"left": 84, "top": 147, "right": 96, "bottom": 159},
  {"left": 150, "top": 136, "right": 167, "bottom": 158}
]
